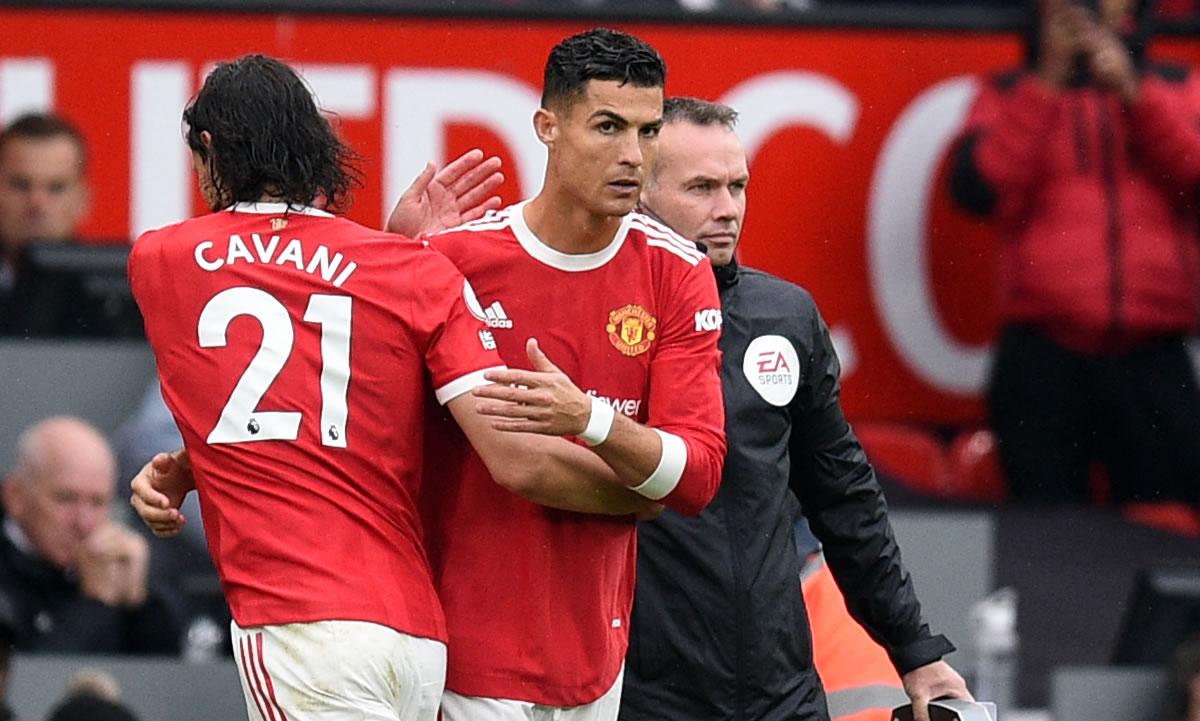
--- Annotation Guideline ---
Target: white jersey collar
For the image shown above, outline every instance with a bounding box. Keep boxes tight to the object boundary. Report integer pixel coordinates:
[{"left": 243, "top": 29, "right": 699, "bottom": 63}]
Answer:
[
  {"left": 227, "top": 201, "right": 334, "bottom": 218},
  {"left": 509, "top": 199, "right": 630, "bottom": 272}
]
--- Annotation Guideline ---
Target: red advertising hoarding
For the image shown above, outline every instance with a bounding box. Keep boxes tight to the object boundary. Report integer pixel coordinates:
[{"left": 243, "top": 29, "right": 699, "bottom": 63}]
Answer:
[{"left": 3, "top": 9, "right": 1196, "bottom": 423}]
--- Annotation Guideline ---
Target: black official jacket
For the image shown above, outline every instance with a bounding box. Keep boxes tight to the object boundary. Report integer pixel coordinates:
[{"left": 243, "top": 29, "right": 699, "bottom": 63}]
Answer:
[{"left": 621, "top": 260, "right": 953, "bottom": 721}]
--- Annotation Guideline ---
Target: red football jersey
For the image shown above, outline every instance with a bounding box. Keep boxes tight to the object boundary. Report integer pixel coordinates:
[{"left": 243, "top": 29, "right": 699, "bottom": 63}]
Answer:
[
  {"left": 422, "top": 201, "right": 726, "bottom": 705},
  {"left": 129, "top": 202, "right": 502, "bottom": 643}
]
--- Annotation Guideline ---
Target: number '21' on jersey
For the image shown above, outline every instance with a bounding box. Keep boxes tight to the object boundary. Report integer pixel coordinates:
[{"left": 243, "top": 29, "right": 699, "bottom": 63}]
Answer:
[{"left": 129, "top": 202, "right": 502, "bottom": 643}]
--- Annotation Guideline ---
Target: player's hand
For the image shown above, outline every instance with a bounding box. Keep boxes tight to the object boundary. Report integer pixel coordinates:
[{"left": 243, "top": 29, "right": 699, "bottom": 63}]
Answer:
[
  {"left": 1037, "top": 0, "right": 1087, "bottom": 89},
  {"left": 474, "top": 338, "right": 592, "bottom": 437},
  {"left": 901, "top": 660, "right": 973, "bottom": 721},
  {"left": 1081, "top": 21, "right": 1139, "bottom": 101},
  {"left": 77, "top": 522, "right": 150, "bottom": 607},
  {"left": 385, "top": 149, "right": 504, "bottom": 238},
  {"left": 129, "top": 449, "right": 195, "bottom": 538}
]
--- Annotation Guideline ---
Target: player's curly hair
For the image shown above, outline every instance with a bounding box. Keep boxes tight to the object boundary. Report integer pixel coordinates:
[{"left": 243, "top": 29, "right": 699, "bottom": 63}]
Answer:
[
  {"left": 183, "top": 54, "right": 363, "bottom": 212},
  {"left": 541, "top": 28, "right": 666, "bottom": 111}
]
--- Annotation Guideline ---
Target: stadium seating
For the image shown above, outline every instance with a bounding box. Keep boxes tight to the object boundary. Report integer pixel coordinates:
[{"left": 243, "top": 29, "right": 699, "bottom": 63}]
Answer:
[
  {"left": 855, "top": 423, "right": 1010, "bottom": 504},
  {"left": 853, "top": 422, "right": 949, "bottom": 498},
  {"left": 945, "top": 429, "right": 1008, "bottom": 504},
  {"left": 1121, "top": 502, "right": 1200, "bottom": 538}
]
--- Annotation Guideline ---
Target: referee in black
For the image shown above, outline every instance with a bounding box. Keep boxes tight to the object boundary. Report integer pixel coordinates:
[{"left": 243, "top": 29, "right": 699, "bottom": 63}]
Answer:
[{"left": 622, "top": 97, "right": 971, "bottom": 721}]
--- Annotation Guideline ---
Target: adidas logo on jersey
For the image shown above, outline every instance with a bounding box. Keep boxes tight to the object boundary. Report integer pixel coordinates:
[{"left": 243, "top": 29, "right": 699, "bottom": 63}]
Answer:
[
  {"left": 481, "top": 301, "right": 513, "bottom": 329},
  {"left": 462, "top": 280, "right": 514, "bottom": 329}
]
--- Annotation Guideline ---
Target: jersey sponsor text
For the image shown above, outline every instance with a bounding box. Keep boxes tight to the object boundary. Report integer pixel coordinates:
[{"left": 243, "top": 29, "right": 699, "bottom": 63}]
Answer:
[
  {"left": 586, "top": 389, "right": 642, "bottom": 417},
  {"left": 694, "top": 309, "right": 723, "bottom": 333}
]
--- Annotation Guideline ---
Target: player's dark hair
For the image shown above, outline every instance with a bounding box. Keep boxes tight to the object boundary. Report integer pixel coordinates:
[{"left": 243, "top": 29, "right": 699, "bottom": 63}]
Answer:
[
  {"left": 541, "top": 28, "right": 666, "bottom": 111},
  {"left": 0, "top": 112, "right": 87, "bottom": 171},
  {"left": 662, "top": 97, "right": 739, "bottom": 130},
  {"left": 183, "top": 54, "right": 362, "bottom": 212}
]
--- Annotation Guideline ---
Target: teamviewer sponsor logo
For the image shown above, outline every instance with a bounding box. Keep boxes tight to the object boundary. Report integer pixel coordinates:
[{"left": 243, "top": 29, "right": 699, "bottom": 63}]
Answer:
[
  {"left": 586, "top": 390, "right": 642, "bottom": 417},
  {"left": 694, "top": 308, "right": 722, "bottom": 332}
]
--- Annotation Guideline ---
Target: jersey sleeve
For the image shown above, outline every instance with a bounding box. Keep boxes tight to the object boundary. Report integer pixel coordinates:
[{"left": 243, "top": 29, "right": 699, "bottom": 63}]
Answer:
[
  {"left": 408, "top": 245, "right": 505, "bottom": 405},
  {"left": 644, "top": 257, "right": 726, "bottom": 516}
]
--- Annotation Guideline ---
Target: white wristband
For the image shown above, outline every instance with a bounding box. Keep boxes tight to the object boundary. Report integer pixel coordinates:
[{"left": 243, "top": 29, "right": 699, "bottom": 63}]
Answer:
[
  {"left": 579, "top": 396, "right": 616, "bottom": 447},
  {"left": 630, "top": 429, "right": 687, "bottom": 501}
]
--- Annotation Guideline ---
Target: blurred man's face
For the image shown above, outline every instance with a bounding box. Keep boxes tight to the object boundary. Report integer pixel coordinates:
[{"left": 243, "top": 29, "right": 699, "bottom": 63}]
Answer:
[
  {"left": 640, "top": 121, "right": 748, "bottom": 267},
  {"left": 542, "top": 80, "right": 663, "bottom": 219},
  {"left": 0, "top": 136, "right": 88, "bottom": 251},
  {"left": 4, "top": 442, "right": 114, "bottom": 570}
]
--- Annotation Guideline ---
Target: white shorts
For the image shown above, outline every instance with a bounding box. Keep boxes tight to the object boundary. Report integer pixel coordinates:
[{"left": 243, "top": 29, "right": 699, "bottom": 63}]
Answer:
[
  {"left": 440, "top": 665, "right": 624, "bottom": 721},
  {"left": 231, "top": 619, "right": 446, "bottom": 721}
]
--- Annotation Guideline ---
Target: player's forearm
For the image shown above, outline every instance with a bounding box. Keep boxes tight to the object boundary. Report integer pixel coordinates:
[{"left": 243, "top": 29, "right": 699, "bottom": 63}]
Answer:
[
  {"left": 501, "top": 433, "right": 658, "bottom": 515},
  {"left": 588, "top": 413, "right": 663, "bottom": 484},
  {"left": 524, "top": 448, "right": 661, "bottom": 516},
  {"left": 453, "top": 382, "right": 659, "bottom": 515},
  {"left": 589, "top": 415, "right": 722, "bottom": 517}
]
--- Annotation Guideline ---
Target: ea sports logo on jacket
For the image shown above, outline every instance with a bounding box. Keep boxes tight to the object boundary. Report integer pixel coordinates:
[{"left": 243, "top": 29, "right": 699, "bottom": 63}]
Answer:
[{"left": 743, "top": 335, "right": 800, "bottom": 407}]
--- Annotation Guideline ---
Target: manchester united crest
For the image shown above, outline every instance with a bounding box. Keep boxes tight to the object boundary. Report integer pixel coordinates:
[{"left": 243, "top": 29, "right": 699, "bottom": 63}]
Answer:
[{"left": 606, "top": 304, "right": 657, "bottom": 357}]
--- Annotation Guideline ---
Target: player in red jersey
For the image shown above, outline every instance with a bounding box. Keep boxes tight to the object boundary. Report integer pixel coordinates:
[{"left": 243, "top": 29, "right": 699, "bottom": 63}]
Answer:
[
  {"left": 128, "top": 54, "right": 658, "bottom": 721},
  {"left": 132, "top": 32, "right": 725, "bottom": 721},
  {"left": 403, "top": 29, "right": 727, "bottom": 721}
]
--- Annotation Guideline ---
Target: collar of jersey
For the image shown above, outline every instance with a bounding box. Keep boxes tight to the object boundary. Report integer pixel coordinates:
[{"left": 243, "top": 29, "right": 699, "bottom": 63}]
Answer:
[
  {"left": 226, "top": 201, "right": 334, "bottom": 218},
  {"left": 508, "top": 199, "right": 630, "bottom": 272}
]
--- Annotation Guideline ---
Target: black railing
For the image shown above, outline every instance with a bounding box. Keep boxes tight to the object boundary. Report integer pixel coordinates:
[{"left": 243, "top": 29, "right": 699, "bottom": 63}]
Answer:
[{"left": 3, "top": 0, "right": 1198, "bottom": 34}]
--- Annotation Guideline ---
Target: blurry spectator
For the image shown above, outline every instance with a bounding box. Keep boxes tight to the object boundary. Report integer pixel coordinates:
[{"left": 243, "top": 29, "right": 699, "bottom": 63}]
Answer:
[
  {"left": 44, "top": 695, "right": 139, "bottom": 721},
  {"left": 58, "top": 669, "right": 122, "bottom": 705},
  {"left": 0, "top": 417, "right": 180, "bottom": 654},
  {"left": 949, "top": 0, "right": 1200, "bottom": 504},
  {"left": 44, "top": 675, "right": 140, "bottom": 721},
  {"left": 112, "top": 381, "right": 228, "bottom": 660},
  {"left": 0, "top": 595, "right": 16, "bottom": 721},
  {"left": 0, "top": 114, "right": 88, "bottom": 264},
  {"left": 0, "top": 113, "right": 137, "bottom": 338},
  {"left": 1167, "top": 636, "right": 1200, "bottom": 721}
]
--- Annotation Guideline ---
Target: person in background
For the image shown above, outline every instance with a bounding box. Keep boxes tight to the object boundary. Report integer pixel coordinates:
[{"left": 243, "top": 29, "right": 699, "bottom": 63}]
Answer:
[
  {"left": 0, "top": 594, "right": 15, "bottom": 721},
  {"left": 0, "top": 113, "right": 111, "bottom": 337},
  {"left": 43, "top": 673, "right": 141, "bottom": 721},
  {"left": 1166, "top": 636, "right": 1200, "bottom": 721},
  {"left": 0, "top": 416, "right": 180, "bottom": 654},
  {"left": 949, "top": 0, "right": 1200, "bottom": 504}
]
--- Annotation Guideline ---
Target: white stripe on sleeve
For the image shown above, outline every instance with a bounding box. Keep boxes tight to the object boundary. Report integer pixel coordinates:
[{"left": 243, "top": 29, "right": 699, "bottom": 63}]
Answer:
[
  {"left": 630, "top": 429, "right": 688, "bottom": 500},
  {"left": 435, "top": 365, "right": 507, "bottom": 405}
]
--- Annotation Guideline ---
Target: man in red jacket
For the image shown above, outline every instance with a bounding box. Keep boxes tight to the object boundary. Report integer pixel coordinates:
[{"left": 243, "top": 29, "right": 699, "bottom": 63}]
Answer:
[{"left": 950, "top": 0, "right": 1200, "bottom": 504}]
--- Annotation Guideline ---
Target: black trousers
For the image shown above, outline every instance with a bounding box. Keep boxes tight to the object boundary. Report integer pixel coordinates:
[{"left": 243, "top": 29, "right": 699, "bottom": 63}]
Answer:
[{"left": 988, "top": 325, "right": 1200, "bottom": 504}]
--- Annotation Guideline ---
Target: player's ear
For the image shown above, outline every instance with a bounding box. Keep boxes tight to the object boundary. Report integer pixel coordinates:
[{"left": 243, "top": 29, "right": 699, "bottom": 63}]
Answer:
[
  {"left": 2, "top": 475, "right": 26, "bottom": 519},
  {"left": 533, "top": 107, "right": 558, "bottom": 148}
]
